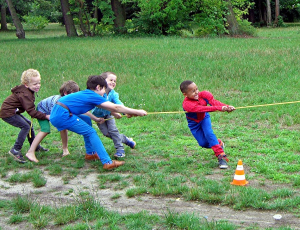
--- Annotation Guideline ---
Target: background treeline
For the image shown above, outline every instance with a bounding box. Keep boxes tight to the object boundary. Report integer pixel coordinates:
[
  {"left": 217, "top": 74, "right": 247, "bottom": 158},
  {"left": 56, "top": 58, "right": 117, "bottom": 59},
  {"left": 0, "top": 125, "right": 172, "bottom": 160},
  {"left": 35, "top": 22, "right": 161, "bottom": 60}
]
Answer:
[{"left": 1, "top": 0, "right": 300, "bottom": 38}]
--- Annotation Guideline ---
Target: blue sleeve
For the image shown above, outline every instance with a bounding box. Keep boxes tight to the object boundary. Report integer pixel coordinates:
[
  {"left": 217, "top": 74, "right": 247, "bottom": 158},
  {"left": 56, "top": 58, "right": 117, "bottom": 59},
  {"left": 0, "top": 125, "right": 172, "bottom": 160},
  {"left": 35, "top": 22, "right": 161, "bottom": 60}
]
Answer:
[{"left": 109, "top": 90, "right": 123, "bottom": 105}]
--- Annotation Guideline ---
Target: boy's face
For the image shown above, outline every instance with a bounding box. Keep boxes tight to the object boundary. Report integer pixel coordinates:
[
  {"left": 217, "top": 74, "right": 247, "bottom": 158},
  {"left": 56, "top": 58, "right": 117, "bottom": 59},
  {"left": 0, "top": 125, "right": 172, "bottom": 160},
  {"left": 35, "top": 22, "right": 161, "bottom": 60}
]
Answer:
[
  {"left": 183, "top": 82, "right": 199, "bottom": 100},
  {"left": 98, "top": 86, "right": 107, "bottom": 96},
  {"left": 106, "top": 74, "right": 117, "bottom": 90},
  {"left": 25, "top": 77, "right": 41, "bottom": 92}
]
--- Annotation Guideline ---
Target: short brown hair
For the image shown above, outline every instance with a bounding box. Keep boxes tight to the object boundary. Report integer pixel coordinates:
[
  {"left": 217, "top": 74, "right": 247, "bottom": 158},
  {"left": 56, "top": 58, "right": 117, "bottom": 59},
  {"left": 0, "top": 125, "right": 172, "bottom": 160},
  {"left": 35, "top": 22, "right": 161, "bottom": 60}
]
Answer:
[
  {"left": 59, "top": 80, "right": 80, "bottom": 96},
  {"left": 180, "top": 80, "right": 194, "bottom": 93},
  {"left": 100, "top": 71, "right": 117, "bottom": 79},
  {"left": 86, "top": 75, "right": 107, "bottom": 90},
  {"left": 21, "top": 69, "right": 41, "bottom": 85}
]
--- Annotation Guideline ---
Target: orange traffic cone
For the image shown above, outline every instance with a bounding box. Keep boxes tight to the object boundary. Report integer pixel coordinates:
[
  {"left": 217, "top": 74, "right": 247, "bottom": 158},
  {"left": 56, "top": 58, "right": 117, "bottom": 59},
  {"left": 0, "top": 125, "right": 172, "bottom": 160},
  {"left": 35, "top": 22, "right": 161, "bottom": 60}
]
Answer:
[{"left": 231, "top": 160, "right": 249, "bottom": 186}]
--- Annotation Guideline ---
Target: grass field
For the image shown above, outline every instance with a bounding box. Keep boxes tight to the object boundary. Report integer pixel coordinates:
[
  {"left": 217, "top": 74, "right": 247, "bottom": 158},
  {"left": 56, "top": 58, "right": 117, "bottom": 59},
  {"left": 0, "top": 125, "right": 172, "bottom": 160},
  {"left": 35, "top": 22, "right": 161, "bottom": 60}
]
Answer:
[{"left": 0, "top": 24, "right": 300, "bottom": 229}]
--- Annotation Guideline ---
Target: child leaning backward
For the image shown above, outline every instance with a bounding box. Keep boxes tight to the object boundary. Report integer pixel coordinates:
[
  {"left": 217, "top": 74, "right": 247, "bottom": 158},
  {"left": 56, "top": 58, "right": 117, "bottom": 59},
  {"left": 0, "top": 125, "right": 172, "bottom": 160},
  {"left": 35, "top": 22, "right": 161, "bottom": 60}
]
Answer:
[
  {"left": 50, "top": 75, "right": 147, "bottom": 170},
  {"left": 180, "top": 80, "right": 235, "bottom": 169},
  {"left": 25, "top": 80, "right": 84, "bottom": 163},
  {"left": 0, "top": 69, "right": 49, "bottom": 163},
  {"left": 91, "top": 71, "right": 136, "bottom": 159}
]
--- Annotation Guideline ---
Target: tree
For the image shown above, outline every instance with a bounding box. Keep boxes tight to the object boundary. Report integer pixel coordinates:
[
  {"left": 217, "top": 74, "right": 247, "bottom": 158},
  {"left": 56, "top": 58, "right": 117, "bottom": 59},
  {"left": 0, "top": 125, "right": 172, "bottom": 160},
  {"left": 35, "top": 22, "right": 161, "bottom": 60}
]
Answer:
[
  {"left": 274, "top": 0, "right": 280, "bottom": 25},
  {"left": 60, "top": 0, "right": 78, "bottom": 36},
  {"left": 225, "top": 0, "right": 240, "bottom": 35},
  {"left": 111, "top": 0, "right": 126, "bottom": 28},
  {"left": 1, "top": 4, "right": 8, "bottom": 30},
  {"left": 266, "top": 0, "right": 272, "bottom": 26},
  {"left": 5, "top": 0, "right": 25, "bottom": 38}
]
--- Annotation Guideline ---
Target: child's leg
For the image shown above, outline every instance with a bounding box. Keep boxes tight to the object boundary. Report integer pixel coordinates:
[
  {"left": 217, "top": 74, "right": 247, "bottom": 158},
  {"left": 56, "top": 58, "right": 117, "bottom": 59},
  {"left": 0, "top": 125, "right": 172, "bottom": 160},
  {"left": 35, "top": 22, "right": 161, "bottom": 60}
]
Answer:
[
  {"left": 68, "top": 117, "right": 112, "bottom": 164},
  {"left": 200, "top": 114, "right": 226, "bottom": 158},
  {"left": 2, "top": 114, "right": 32, "bottom": 151},
  {"left": 26, "top": 132, "right": 48, "bottom": 162},
  {"left": 60, "top": 129, "right": 70, "bottom": 157},
  {"left": 105, "top": 116, "right": 124, "bottom": 151}
]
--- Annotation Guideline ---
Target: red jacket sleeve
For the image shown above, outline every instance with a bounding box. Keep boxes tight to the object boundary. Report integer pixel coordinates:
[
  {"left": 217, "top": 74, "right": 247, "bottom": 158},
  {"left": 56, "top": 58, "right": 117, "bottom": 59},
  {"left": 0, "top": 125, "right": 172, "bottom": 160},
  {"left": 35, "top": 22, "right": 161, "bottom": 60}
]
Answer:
[{"left": 182, "top": 91, "right": 227, "bottom": 113}]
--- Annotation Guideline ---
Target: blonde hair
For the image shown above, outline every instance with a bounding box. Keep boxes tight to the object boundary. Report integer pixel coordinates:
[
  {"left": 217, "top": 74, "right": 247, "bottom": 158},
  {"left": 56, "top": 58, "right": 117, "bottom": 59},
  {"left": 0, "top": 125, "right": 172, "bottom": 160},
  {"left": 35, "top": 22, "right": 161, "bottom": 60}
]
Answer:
[{"left": 21, "top": 69, "right": 41, "bottom": 85}]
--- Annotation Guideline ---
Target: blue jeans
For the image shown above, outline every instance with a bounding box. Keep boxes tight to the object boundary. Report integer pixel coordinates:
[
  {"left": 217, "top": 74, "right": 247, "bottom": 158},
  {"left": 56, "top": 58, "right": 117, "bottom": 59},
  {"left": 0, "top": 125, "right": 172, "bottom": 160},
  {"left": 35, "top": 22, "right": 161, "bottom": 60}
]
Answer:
[
  {"left": 50, "top": 106, "right": 111, "bottom": 164},
  {"left": 189, "top": 113, "right": 219, "bottom": 148},
  {"left": 2, "top": 114, "right": 36, "bottom": 151}
]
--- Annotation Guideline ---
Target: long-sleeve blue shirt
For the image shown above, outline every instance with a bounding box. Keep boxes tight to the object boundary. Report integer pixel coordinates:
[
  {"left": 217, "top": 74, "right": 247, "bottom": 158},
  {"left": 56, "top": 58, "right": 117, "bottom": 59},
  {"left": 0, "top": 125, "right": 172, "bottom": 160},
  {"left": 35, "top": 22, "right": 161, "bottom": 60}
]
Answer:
[{"left": 92, "top": 89, "right": 123, "bottom": 117}]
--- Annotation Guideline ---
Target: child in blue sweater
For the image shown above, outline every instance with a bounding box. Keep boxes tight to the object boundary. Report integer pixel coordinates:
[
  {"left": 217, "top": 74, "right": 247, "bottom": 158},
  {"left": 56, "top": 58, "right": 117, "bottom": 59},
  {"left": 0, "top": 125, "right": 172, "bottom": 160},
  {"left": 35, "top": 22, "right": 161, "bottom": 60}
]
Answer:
[{"left": 92, "top": 72, "right": 136, "bottom": 159}]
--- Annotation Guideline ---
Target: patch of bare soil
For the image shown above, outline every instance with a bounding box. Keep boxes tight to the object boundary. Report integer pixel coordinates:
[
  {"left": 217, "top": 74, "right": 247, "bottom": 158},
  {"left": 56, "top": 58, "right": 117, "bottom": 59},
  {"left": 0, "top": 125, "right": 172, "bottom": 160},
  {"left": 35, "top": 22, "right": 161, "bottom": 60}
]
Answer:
[{"left": 1, "top": 170, "right": 300, "bottom": 230}]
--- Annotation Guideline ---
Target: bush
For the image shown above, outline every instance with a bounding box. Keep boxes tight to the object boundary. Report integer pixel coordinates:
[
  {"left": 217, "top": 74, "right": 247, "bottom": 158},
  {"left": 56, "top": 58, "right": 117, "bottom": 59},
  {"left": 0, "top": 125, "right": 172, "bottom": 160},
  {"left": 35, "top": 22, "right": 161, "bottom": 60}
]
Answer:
[
  {"left": 23, "top": 15, "right": 49, "bottom": 30},
  {"left": 238, "top": 19, "right": 257, "bottom": 36}
]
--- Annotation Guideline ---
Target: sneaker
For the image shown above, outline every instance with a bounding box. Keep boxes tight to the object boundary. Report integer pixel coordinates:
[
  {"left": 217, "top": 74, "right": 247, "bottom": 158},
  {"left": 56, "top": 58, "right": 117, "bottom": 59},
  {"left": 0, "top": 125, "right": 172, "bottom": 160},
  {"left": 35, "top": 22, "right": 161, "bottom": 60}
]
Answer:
[
  {"left": 8, "top": 149, "right": 26, "bottom": 163},
  {"left": 85, "top": 153, "right": 100, "bottom": 161},
  {"left": 126, "top": 137, "right": 136, "bottom": 149},
  {"left": 114, "top": 150, "right": 126, "bottom": 158},
  {"left": 36, "top": 146, "right": 49, "bottom": 152},
  {"left": 218, "top": 155, "right": 228, "bottom": 169},
  {"left": 103, "top": 160, "right": 125, "bottom": 170}
]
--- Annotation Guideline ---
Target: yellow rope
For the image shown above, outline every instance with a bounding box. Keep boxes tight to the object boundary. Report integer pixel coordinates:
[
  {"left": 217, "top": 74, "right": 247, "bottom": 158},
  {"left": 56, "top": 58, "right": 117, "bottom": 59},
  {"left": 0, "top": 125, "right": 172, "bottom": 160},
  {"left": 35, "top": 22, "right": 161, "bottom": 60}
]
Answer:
[{"left": 103, "top": 100, "right": 300, "bottom": 120}]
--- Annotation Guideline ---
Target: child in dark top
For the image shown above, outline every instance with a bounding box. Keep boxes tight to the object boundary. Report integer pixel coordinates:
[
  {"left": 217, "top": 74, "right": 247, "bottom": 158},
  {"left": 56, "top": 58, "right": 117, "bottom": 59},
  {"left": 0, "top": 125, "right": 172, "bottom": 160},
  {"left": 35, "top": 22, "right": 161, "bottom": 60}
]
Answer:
[
  {"left": 50, "top": 75, "right": 147, "bottom": 170},
  {"left": 180, "top": 80, "right": 235, "bottom": 169},
  {"left": 25, "top": 80, "right": 81, "bottom": 163},
  {"left": 92, "top": 72, "right": 136, "bottom": 159},
  {"left": 0, "top": 69, "right": 50, "bottom": 163}
]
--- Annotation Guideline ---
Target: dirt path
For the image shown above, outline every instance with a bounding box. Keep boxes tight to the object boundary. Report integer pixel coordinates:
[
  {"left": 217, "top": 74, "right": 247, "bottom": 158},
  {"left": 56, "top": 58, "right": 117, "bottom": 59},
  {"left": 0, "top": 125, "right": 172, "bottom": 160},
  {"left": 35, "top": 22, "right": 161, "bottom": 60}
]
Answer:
[{"left": 1, "top": 172, "right": 299, "bottom": 229}]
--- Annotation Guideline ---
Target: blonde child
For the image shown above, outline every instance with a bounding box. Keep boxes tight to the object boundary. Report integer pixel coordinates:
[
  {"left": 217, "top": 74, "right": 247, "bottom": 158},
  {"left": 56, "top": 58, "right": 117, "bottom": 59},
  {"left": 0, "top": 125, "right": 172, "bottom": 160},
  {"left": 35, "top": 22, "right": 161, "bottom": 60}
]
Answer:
[
  {"left": 25, "top": 81, "right": 80, "bottom": 162},
  {"left": 180, "top": 80, "right": 235, "bottom": 169},
  {"left": 0, "top": 69, "right": 49, "bottom": 163},
  {"left": 91, "top": 72, "right": 136, "bottom": 159}
]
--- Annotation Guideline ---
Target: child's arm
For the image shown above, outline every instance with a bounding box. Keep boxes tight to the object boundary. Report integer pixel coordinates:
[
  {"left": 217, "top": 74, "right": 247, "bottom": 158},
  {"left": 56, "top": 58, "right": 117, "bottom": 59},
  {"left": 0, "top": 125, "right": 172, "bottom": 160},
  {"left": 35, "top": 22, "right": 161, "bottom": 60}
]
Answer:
[
  {"left": 97, "top": 102, "right": 147, "bottom": 117},
  {"left": 83, "top": 111, "right": 105, "bottom": 123}
]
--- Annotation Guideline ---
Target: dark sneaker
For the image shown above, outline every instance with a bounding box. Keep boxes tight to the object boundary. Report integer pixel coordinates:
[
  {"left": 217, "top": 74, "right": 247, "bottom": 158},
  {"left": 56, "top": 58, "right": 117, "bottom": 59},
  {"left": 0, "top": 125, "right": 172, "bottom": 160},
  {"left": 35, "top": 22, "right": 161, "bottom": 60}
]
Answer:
[
  {"left": 36, "top": 146, "right": 49, "bottom": 152},
  {"left": 125, "top": 137, "right": 136, "bottom": 149},
  {"left": 218, "top": 157, "right": 228, "bottom": 169},
  {"left": 114, "top": 150, "right": 126, "bottom": 158},
  {"left": 8, "top": 149, "right": 26, "bottom": 163}
]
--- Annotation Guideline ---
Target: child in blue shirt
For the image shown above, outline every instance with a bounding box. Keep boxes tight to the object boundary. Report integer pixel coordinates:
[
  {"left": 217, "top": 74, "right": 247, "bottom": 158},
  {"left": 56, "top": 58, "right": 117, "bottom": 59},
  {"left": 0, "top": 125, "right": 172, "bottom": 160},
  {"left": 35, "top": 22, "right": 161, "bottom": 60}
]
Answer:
[
  {"left": 50, "top": 75, "right": 147, "bottom": 170},
  {"left": 92, "top": 72, "right": 136, "bottom": 158}
]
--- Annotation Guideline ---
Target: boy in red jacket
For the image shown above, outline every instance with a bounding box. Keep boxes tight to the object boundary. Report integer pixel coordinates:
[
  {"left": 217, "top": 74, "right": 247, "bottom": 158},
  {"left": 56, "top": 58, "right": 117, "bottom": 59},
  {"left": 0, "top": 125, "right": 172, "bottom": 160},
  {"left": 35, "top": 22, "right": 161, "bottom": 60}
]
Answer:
[
  {"left": 0, "top": 69, "right": 49, "bottom": 163},
  {"left": 180, "top": 80, "right": 235, "bottom": 169}
]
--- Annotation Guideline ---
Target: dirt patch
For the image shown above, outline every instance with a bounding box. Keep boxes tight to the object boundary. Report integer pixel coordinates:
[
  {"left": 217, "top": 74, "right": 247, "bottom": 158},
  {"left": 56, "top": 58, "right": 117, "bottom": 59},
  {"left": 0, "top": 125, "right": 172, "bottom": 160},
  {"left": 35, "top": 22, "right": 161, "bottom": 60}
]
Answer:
[{"left": 1, "top": 171, "right": 299, "bottom": 230}]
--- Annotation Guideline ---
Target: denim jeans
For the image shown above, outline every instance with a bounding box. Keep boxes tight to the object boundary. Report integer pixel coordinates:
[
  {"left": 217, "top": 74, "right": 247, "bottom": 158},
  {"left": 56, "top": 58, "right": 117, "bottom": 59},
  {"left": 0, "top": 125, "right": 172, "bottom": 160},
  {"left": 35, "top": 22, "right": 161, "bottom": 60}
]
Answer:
[
  {"left": 97, "top": 115, "right": 128, "bottom": 151},
  {"left": 189, "top": 113, "right": 219, "bottom": 148},
  {"left": 2, "top": 114, "right": 36, "bottom": 151},
  {"left": 50, "top": 106, "right": 112, "bottom": 165}
]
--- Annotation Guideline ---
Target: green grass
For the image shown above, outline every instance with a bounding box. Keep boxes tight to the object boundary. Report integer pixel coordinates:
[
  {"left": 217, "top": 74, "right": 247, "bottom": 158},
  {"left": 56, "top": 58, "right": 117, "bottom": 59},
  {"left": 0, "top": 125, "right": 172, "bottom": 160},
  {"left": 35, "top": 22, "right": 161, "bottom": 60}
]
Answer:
[{"left": 0, "top": 23, "right": 300, "bottom": 229}]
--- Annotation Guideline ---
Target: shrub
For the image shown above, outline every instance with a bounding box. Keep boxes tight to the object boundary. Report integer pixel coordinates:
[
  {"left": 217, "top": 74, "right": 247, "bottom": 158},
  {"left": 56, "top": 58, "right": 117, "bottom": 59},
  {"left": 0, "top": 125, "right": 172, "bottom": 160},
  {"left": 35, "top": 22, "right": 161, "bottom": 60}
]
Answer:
[
  {"left": 238, "top": 19, "right": 257, "bottom": 36},
  {"left": 23, "top": 15, "right": 49, "bottom": 30}
]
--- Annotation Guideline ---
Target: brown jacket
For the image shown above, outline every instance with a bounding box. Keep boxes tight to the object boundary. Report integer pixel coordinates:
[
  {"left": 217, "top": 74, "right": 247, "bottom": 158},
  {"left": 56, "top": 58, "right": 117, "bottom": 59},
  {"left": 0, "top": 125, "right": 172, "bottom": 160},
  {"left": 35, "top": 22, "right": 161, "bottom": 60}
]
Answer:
[{"left": 0, "top": 84, "right": 47, "bottom": 120}]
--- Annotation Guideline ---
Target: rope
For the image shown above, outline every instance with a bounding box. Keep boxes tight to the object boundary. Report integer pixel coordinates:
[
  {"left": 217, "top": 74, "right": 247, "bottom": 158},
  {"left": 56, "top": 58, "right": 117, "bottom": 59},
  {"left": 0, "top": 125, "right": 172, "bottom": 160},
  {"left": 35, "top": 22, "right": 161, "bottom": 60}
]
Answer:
[{"left": 103, "top": 100, "right": 300, "bottom": 121}]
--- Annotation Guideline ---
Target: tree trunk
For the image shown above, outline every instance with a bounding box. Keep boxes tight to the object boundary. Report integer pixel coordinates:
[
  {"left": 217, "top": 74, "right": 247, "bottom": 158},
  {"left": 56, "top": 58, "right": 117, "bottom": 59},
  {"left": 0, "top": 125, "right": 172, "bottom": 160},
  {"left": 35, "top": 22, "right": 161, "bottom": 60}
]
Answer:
[
  {"left": 257, "top": 0, "right": 264, "bottom": 25},
  {"left": 224, "top": 0, "right": 239, "bottom": 35},
  {"left": 111, "top": 0, "right": 126, "bottom": 29},
  {"left": 274, "top": 0, "right": 280, "bottom": 25},
  {"left": 5, "top": 0, "right": 25, "bottom": 38},
  {"left": 1, "top": 5, "right": 8, "bottom": 30},
  {"left": 60, "top": 0, "right": 78, "bottom": 37},
  {"left": 266, "top": 0, "right": 272, "bottom": 26}
]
